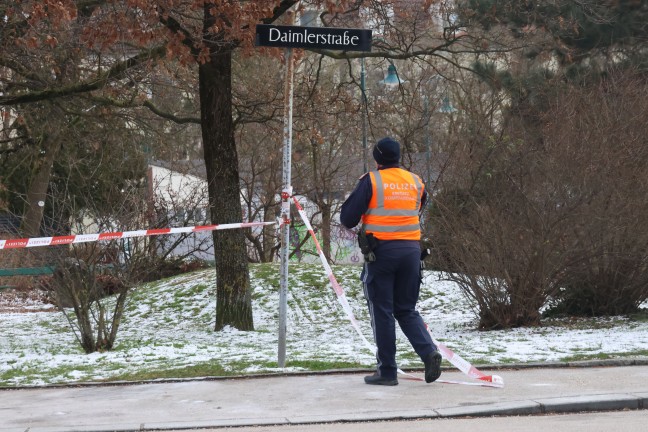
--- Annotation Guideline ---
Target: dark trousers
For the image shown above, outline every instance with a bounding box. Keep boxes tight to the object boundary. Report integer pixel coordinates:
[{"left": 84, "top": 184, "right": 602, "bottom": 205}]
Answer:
[{"left": 361, "top": 240, "right": 436, "bottom": 379}]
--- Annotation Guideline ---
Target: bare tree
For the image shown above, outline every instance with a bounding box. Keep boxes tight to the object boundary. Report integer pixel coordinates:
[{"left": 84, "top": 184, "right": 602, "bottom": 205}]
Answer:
[
  {"left": 47, "top": 176, "right": 148, "bottom": 353},
  {"left": 1, "top": 0, "right": 521, "bottom": 332}
]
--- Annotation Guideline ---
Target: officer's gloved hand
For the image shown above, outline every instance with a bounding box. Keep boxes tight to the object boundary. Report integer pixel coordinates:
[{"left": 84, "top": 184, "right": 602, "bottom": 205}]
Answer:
[{"left": 420, "top": 248, "right": 430, "bottom": 261}]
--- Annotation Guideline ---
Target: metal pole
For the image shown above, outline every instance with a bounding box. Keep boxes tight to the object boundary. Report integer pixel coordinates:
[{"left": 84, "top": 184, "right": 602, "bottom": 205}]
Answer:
[
  {"left": 361, "top": 57, "right": 368, "bottom": 173},
  {"left": 278, "top": 43, "right": 295, "bottom": 368}
]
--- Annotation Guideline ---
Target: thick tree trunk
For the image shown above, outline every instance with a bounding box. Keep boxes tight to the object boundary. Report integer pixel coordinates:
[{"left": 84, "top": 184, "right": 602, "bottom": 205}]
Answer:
[
  {"left": 199, "top": 49, "right": 254, "bottom": 331},
  {"left": 21, "top": 115, "right": 64, "bottom": 237},
  {"left": 22, "top": 147, "right": 56, "bottom": 237}
]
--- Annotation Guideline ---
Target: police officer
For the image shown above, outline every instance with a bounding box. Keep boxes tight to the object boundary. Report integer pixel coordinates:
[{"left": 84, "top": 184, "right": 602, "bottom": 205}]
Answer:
[{"left": 340, "top": 137, "right": 442, "bottom": 386}]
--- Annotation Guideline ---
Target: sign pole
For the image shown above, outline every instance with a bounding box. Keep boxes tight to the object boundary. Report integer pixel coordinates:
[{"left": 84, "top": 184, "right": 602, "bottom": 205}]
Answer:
[
  {"left": 278, "top": 30, "right": 296, "bottom": 370},
  {"left": 361, "top": 57, "right": 368, "bottom": 173},
  {"left": 256, "top": 16, "right": 371, "bottom": 369}
]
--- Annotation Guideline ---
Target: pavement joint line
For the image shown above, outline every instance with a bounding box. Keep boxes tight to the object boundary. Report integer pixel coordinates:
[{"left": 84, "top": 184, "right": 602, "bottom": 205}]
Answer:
[{"left": 629, "top": 391, "right": 648, "bottom": 409}]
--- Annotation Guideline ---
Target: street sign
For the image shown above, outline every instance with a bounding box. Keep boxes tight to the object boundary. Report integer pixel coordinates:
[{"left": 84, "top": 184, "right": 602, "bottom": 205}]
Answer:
[{"left": 256, "top": 24, "right": 372, "bottom": 52}]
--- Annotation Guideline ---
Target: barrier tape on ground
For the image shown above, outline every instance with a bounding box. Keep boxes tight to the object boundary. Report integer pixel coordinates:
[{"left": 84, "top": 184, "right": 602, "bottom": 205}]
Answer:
[
  {"left": 292, "top": 195, "right": 504, "bottom": 388},
  {"left": 0, "top": 222, "right": 276, "bottom": 250},
  {"left": 429, "top": 326, "right": 504, "bottom": 386}
]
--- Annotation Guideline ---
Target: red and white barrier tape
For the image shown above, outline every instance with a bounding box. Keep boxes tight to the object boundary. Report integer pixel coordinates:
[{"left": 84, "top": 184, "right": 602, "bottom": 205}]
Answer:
[
  {"left": 430, "top": 327, "right": 503, "bottom": 386},
  {"left": 291, "top": 196, "right": 503, "bottom": 388},
  {"left": 290, "top": 197, "right": 375, "bottom": 353},
  {"left": 0, "top": 222, "right": 276, "bottom": 250}
]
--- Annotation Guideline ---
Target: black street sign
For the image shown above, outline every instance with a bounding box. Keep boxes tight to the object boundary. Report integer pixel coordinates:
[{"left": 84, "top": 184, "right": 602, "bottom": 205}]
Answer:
[{"left": 256, "top": 24, "right": 372, "bottom": 52}]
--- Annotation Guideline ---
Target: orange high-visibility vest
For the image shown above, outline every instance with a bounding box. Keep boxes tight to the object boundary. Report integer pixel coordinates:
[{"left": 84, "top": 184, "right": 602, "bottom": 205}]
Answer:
[{"left": 361, "top": 168, "right": 424, "bottom": 241}]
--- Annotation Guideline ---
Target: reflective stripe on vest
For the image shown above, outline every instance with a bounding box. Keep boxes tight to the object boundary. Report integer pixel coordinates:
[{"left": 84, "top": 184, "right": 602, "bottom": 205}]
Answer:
[{"left": 362, "top": 168, "right": 423, "bottom": 241}]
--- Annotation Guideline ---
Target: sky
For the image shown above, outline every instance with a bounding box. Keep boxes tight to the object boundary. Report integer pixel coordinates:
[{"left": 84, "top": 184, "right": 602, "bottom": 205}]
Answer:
[{"left": 1, "top": 264, "right": 647, "bottom": 387}]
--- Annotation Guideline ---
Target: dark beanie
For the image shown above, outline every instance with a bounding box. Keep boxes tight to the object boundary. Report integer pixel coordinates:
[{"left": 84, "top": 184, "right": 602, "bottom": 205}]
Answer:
[{"left": 373, "top": 137, "right": 401, "bottom": 165}]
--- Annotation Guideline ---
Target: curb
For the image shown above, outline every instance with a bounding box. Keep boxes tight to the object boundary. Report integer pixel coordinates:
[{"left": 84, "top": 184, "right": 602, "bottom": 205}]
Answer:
[{"left": 434, "top": 392, "right": 648, "bottom": 419}]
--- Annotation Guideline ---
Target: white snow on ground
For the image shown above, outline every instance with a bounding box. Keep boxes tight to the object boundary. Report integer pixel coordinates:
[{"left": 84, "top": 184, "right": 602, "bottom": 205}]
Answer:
[{"left": 1, "top": 265, "right": 647, "bottom": 387}]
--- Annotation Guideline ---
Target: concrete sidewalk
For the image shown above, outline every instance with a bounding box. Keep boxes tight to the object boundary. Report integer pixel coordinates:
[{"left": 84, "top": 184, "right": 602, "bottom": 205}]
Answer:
[{"left": 1, "top": 363, "right": 647, "bottom": 432}]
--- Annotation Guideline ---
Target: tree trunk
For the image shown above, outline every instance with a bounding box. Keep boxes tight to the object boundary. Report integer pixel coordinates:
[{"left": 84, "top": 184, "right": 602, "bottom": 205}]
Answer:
[
  {"left": 321, "top": 203, "right": 332, "bottom": 262},
  {"left": 21, "top": 115, "right": 64, "bottom": 237},
  {"left": 199, "top": 48, "right": 254, "bottom": 331}
]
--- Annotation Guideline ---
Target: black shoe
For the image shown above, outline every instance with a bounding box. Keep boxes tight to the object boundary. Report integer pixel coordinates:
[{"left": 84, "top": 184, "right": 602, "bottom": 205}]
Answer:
[
  {"left": 424, "top": 351, "right": 442, "bottom": 383},
  {"left": 364, "top": 373, "right": 398, "bottom": 386}
]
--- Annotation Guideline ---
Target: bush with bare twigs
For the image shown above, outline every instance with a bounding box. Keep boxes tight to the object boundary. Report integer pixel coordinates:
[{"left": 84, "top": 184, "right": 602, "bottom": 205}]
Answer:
[{"left": 427, "top": 69, "right": 648, "bottom": 329}]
